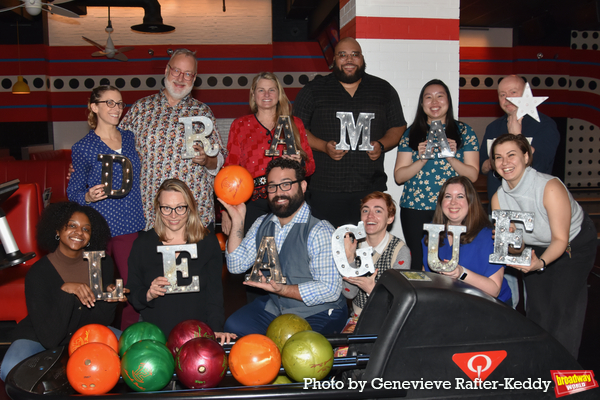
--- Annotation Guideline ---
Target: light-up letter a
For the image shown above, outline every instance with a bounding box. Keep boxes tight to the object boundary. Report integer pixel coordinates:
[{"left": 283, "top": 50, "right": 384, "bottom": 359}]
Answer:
[{"left": 335, "top": 112, "right": 375, "bottom": 151}]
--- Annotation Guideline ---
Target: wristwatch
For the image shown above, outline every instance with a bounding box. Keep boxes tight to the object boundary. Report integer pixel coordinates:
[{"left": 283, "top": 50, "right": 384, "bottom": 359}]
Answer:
[
  {"left": 458, "top": 268, "right": 468, "bottom": 281},
  {"left": 376, "top": 140, "right": 384, "bottom": 153}
]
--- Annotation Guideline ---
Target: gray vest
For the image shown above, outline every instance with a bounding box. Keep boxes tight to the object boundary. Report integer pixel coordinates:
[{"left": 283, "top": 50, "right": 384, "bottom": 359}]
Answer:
[{"left": 256, "top": 213, "right": 345, "bottom": 318}]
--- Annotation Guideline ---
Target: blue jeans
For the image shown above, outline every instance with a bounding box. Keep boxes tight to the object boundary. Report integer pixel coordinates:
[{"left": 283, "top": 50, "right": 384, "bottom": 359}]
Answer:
[
  {"left": 0, "top": 326, "right": 122, "bottom": 382},
  {"left": 224, "top": 295, "right": 348, "bottom": 337}
]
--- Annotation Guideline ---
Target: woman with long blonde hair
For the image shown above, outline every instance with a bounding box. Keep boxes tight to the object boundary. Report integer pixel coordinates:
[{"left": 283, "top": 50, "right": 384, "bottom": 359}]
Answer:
[{"left": 224, "top": 72, "right": 315, "bottom": 232}]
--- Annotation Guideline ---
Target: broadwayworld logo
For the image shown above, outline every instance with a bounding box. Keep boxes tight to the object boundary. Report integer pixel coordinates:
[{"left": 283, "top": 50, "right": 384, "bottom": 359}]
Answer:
[{"left": 551, "top": 370, "right": 598, "bottom": 397}]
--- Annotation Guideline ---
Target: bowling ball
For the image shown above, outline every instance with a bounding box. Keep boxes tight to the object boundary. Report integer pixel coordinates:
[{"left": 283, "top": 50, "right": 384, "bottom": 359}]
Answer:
[
  {"left": 69, "top": 324, "right": 119, "bottom": 355},
  {"left": 271, "top": 375, "right": 293, "bottom": 384},
  {"left": 282, "top": 330, "right": 333, "bottom": 382},
  {"left": 214, "top": 165, "right": 254, "bottom": 205},
  {"left": 166, "top": 319, "right": 216, "bottom": 358},
  {"left": 266, "top": 314, "right": 312, "bottom": 352},
  {"left": 215, "top": 232, "right": 227, "bottom": 251},
  {"left": 121, "top": 339, "right": 175, "bottom": 392},
  {"left": 175, "top": 337, "right": 227, "bottom": 389},
  {"left": 118, "top": 321, "right": 166, "bottom": 357},
  {"left": 228, "top": 334, "right": 281, "bottom": 386},
  {"left": 67, "top": 342, "right": 120, "bottom": 395}
]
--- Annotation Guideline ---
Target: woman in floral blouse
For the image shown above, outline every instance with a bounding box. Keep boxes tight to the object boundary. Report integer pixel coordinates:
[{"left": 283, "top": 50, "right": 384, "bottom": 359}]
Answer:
[{"left": 394, "top": 79, "right": 480, "bottom": 271}]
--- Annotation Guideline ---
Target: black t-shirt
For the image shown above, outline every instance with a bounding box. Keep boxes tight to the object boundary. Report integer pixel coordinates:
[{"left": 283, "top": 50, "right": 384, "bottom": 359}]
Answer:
[{"left": 293, "top": 73, "right": 406, "bottom": 192}]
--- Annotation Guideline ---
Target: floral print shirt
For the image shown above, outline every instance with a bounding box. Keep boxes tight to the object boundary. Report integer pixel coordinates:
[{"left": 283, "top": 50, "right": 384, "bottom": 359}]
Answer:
[
  {"left": 119, "top": 89, "right": 226, "bottom": 229},
  {"left": 397, "top": 121, "right": 479, "bottom": 210}
]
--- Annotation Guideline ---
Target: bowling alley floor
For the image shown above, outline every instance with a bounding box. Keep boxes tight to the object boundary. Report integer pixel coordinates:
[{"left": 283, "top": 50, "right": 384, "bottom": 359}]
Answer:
[{"left": 1, "top": 260, "right": 599, "bottom": 399}]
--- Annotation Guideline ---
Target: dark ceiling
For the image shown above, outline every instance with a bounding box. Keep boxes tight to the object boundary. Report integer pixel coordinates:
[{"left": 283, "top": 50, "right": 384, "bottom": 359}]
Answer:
[{"left": 1, "top": 0, "right": 600, "bottom": 46}]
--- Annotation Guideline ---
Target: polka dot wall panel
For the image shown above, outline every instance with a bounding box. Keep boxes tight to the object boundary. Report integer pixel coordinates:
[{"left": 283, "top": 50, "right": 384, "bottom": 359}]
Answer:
[{"left": 565, "top": 118, "right": 600, "bottom": 188}]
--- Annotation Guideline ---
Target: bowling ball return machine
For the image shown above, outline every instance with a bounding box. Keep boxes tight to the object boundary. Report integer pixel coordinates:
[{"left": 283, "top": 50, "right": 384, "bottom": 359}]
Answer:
[{"left": 5, "top": 269, "right": 595, "bottom": 399}]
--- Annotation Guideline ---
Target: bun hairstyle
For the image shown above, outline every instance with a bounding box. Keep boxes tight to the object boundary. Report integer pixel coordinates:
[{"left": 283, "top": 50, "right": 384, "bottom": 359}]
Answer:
[{"left": 87, "top": 85, "right": 120, "bottom": 129}]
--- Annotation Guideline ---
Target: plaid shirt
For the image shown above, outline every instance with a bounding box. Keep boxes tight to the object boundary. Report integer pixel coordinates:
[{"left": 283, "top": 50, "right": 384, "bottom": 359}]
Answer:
[
  {"left": 226, "top": 202, "right": 342, "bottom": 306},
  {"left": 119, "top": 89, "right": 226, "bottom": 229}
]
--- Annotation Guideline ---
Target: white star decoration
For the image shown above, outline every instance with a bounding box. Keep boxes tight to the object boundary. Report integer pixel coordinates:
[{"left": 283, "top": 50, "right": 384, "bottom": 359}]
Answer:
[{"left": 507, "top": 82, "right": 548, "bottom": 122}]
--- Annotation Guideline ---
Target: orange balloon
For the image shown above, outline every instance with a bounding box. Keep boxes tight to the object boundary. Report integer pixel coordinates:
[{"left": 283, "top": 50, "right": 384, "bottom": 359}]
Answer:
[
  {"left": 228, "top": 334, "right": 281, "bottom": 386},
  {"left": 215, "top": 232, "right": 227, "bottom": 251},
  {"left": 67, "top": 342, "right": 121, "bottom": 395},
  {"left": 214, "top": 165, "right": 254, "bottom": 205},
  {"left": 69, "top": 324, "right": 119, "bottom": 355}
]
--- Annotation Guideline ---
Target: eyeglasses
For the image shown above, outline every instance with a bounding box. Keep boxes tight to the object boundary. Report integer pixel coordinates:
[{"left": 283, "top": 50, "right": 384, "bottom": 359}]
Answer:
[
  {"left": 96, "top": 100, "right": 125, "bottom": 109},
  {"left": 266, "top": 180, "right": 300, "bottom": 193},
  {"left": 167, "top": 64, "right": 196, "bottom": 81},
  {"left": 336, "top": 51, "right": 361, "bottom": 60},
  {"left": 159, "top": 205, "right": 189, "bottom": 216}
]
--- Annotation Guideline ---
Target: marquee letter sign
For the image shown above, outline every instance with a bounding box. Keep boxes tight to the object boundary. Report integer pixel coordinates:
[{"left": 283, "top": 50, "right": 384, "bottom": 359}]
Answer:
[
  {"left": 335, "top": 112, "right": 375, "bottom": 151},
  {"left": 157, "top": 244, "right": 200, "bottom": 293},
  {"left": 179, "top": 116, "right": 219, "bottom": 159},
  {"left": 84, "top": 251, "right": 124, "bottom": 300},
  {"left": 245, "top": 236, "right": 287, "bottom": 284},
  {"left": 265, "top": 115, "right": 298, "bottom": 156},
  {"left": 331, "top": 222, "right": 375, "bottom": 277},
  {"left": 98, "top": 154, "right": 133, "bottom": 199},
  {"left": 489, "top": 210, "right": 535, "bottom": 266},
  {"left": 423, "top": 224, "right": 466, "bottom": 272},
  {"left": 421, "top": 120, "right": 455, "bottom": 159}
]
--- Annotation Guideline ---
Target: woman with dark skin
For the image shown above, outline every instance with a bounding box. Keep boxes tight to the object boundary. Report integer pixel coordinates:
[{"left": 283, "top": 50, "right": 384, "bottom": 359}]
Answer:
[{"left": 1, "top": 202, "right": 124, "bottom": 381}]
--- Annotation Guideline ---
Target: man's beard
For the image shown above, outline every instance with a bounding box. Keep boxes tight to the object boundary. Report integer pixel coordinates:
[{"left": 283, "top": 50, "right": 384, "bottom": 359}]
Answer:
[
  {"left": 333, "top": 60, "right": 366, "bottom": 84},
  {"left": 268, "top": 188, "right": 304, "bottom": 219},
  {"left": 165, "top": 78, "right": 193, "bottom": 101}
]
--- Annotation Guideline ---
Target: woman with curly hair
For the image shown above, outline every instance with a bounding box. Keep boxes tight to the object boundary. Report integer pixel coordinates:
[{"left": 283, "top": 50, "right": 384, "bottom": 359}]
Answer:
[
  {"left": 0, "top": 202, "right": 123, "bottom": 381},
  {"left": 127, "top": 179, "right": 235, "bottom": 344},
  {"left": 68, "top": 85, "right": 145, "bottom": 330}
]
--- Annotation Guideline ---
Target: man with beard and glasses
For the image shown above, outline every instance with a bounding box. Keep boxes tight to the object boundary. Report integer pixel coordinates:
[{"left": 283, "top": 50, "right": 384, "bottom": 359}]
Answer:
[
  {"left": 219, "top": 158, "right": 347, "bottom": 337},
  {"left": 293, "top": 37, "right": 407, "bottom": 228},
  {"left": 119, "top": 48, "right": 226, "bottom": 231}
]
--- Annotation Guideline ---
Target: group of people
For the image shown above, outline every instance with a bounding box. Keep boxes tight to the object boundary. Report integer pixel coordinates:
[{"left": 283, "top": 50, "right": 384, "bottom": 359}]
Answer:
[{"left": 0, "top": 36, "right": 594, "bottom": 382}]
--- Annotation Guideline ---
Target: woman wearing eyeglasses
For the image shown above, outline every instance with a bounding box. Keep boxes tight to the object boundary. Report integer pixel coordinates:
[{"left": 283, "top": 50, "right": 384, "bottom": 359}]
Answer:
[
  {"left": 67, "top": 85, "right": 145, "bottom": 329},
  {"left": 127, "top": 179, "right": 236, "bottom": 344},
  {"left": 224, "top": 72, "right": 315, "bottom": 234}
]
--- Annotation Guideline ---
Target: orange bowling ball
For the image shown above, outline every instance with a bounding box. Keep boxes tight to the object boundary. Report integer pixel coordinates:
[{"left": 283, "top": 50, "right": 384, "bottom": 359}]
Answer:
[
  {"left": 214, "top": 165, "right": 254, "bottom": 205},
  {"left": 228, "top": 334, "right": 281, "bottom": 386},
  {"left": 69, "top": 324, "right": 119, "bottom": 355},
  {"left": 215, "top": 232, "right": 227, "bottom": 251},
  {"left": 67, "top": 342, "right": 121, "bottom": 395}
]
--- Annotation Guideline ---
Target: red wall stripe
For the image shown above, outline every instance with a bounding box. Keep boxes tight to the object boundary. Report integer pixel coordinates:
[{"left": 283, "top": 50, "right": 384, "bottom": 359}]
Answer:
[{"left": 355, "top": 16, "right": 459, "bottom": 41}]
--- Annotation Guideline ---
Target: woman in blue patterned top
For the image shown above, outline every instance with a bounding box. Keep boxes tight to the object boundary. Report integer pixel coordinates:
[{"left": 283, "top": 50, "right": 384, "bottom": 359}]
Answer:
[
  {"left": 67, "top": 85, "right": 145, "bottom": 329},
  {"left": 394, "top": 79, "right": 480, "bottom": 271}
]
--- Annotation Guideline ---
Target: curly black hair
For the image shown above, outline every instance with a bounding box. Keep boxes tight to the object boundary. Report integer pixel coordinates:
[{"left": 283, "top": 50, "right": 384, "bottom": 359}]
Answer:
[
  {"left": 265, "top": 157, "right": 306, "bottom": 182},
  {"left": 36, "top": 202, "right": 111, "bottom": 253}
]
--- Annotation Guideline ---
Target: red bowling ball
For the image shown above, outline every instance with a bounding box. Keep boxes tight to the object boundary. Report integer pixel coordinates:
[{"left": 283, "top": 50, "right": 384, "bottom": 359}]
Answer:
[
  {"left": 175, "top": 337, "right": 228, "bottom": 389},
  {"left": 166, "top": 319, "right": 215, "bottom": 358}
]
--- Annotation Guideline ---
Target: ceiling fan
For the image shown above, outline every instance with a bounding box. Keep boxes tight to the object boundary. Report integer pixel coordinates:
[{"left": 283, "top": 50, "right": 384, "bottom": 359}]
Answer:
[
  {"left": 0, "top": 0, "right": 79, "bottom": 18},
  {"left": 82, "top": 7, "right": 133, "bottom": 62}
]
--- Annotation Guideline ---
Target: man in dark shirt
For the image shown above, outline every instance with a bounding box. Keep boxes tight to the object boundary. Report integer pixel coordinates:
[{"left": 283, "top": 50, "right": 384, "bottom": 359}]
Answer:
[
  {"left": 293, "top": 37, "right": 406, "bottom": 228},
  {"left": 480, "top": 75, "right": 560, "bottom": 199}
]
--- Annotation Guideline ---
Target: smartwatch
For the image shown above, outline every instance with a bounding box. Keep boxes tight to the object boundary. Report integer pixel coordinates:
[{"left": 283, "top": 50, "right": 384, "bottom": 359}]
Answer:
[{"left": 458, "top": 269, "right": 468, "bottom": 281}]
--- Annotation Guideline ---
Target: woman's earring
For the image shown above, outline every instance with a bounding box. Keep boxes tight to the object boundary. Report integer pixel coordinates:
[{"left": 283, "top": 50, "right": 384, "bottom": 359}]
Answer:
[
  {"left": 86, "top": 242, "right": 91, "bottom": 248},
  {"left": 55, "top": 234, "right": 59, "bottom": 240}
]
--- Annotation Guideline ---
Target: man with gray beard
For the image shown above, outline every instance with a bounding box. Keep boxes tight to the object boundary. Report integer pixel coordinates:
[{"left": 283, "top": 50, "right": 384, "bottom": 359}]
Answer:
[
  {"left": 293, "top": 38, "right": 406, "bottom": 228},
  {"left": 120, "top": 48, "right": 226, "bottom": 231}
]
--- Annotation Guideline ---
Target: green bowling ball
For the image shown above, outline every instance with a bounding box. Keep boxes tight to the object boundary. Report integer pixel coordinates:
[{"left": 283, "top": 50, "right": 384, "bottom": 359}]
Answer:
[
  {"left": 118, "top": 322, "right": 167, "bottom": 357},
  {"left": 282, "top": 330, "right": 333, "bottom": 382},
  {"left": 121, "top": 339, "right": 175, "bottom": 392},
  {"left": 266, "top": 314, "right": 312, "bottom": 352}
]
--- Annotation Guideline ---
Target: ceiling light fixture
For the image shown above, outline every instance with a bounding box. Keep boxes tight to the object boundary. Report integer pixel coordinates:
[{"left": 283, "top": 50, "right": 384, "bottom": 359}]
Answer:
[{"left": 12, "top": 21, "right": 30, "bottom": 95}]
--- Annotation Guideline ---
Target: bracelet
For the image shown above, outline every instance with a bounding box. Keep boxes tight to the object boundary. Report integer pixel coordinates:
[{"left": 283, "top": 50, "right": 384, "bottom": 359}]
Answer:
[
  {"left": 376, "top": 140, "right": 385, "bottom": 153},
  {"left": 539, "top": 258, "right": 546, "bottom": 272}
]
